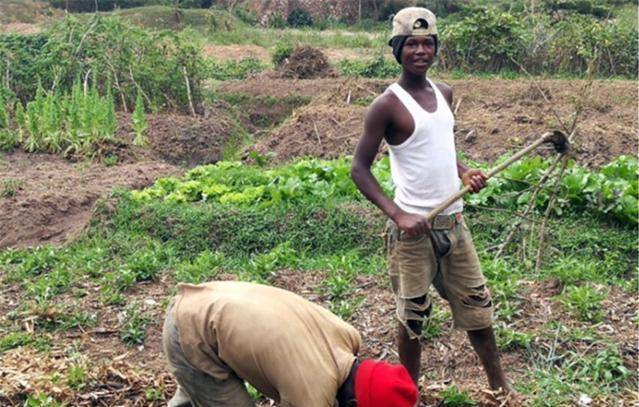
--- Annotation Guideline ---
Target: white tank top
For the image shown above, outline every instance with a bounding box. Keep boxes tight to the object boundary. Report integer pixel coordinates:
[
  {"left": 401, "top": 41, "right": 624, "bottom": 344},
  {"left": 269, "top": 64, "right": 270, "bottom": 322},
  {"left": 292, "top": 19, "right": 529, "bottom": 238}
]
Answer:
[{"left": 387, "top": 79, "right": 463, "bottom": 216}]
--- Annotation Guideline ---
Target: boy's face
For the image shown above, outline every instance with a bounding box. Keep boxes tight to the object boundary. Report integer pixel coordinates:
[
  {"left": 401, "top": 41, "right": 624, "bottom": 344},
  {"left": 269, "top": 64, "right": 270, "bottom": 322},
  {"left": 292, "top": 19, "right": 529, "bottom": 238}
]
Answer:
[{"left": 401, "top": 35, "right": 436, "bottom": 75}]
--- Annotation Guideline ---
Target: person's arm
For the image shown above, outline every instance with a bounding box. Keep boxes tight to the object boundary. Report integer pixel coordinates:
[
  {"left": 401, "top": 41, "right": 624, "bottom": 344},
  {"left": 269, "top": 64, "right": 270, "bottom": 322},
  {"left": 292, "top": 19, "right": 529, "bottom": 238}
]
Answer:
[{"left": 351, "top": 97, "right": 430, "bottom": 237}]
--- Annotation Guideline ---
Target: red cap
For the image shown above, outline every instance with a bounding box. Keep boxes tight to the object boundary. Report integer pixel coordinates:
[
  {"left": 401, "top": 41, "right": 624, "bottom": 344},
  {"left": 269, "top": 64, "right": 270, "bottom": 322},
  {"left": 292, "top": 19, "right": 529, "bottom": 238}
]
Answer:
[{"left": 355, "top": 359, "right": 419, "bottom": 407}]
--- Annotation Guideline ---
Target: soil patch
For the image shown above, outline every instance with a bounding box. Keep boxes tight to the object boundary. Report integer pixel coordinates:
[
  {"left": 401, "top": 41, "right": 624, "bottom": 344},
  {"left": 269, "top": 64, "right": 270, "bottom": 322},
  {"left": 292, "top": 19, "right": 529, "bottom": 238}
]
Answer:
[
  {"left": 226, "top": 77, "right": 637, "bottom": 167},
  {"left": 0, "top": 152, "right": 180, "bottom": 250},
  {"left": 114, "top": 106, "right": 237, "bottom": 167},
  {"left": 203, "top": 44, "right": 271, "bottom": 61}
]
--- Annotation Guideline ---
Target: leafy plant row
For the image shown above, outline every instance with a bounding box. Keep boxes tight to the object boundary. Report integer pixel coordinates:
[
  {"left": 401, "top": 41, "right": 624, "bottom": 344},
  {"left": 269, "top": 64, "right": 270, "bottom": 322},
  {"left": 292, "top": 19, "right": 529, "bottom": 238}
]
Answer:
[
  {"left": 131, "top": 155, "right": 638, "bottom": 225},
  {"left": 0, "top": 82, "right": 148, "bottom": 157}
]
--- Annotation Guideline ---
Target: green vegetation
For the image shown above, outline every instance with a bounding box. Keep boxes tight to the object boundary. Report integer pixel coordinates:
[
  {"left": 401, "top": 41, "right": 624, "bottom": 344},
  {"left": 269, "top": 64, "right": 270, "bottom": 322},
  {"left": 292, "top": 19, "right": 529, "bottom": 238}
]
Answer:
[
  {"left": 0, "top": 178, "right": 23, "bottom": 198},
  {"left": 438, "top": 385, "right": 477, "bottom": 406},
  {"left": 205, "top": 58, "right": 268, "bottom": 81},
  {"left": 131, "top": 91, "right": 149, "bottom": 147},
  {"left": 9, "top": 82, "right": 117, "bottom": 157},
  {"left": 0, "top": 15, "right": 205, "bottom": 112},
  {"left": 467, "top": 155, "right": 638, "bottom": 225},
  {"left": 48, "top": 0, "right": 212, "bottom": 12},
  {"left": 560, "top": 284, "right": 608, "bottom": 322},
  {"left": 337, "top": 56, "right": 401, "bottom": 78},
  {"left": 119, "top": 302, "right": 150, "bottom": 346}
]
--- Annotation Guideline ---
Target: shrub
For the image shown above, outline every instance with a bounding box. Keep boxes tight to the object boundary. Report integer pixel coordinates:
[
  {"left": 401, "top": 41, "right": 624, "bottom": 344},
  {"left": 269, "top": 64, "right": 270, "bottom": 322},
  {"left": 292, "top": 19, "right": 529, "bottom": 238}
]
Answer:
[
  {"left": 287, "top": 8, "right": 313, "bottom": 27},
  {"left": 440, "top": 8, "right": 529, "bottom": 71},
  {"left": 272, "top": 44, "right": 294, "bottom": 67},
  {"left": 267, "top": 12, "right": 287, "bottom": 28}
]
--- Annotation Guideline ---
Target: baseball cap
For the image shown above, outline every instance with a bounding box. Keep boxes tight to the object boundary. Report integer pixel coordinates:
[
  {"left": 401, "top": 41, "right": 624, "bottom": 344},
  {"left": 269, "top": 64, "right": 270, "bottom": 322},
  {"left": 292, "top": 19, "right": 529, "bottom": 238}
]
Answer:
[{"left": 389, "top": 7, "right": 437, "bottom": 45}]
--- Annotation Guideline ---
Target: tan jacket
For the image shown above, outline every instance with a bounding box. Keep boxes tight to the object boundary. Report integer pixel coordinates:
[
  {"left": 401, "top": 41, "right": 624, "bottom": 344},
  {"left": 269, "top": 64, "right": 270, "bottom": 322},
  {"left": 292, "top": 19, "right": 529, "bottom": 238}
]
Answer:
[{"left": 172, "top": 281, "right": 361, "bottom": 407}]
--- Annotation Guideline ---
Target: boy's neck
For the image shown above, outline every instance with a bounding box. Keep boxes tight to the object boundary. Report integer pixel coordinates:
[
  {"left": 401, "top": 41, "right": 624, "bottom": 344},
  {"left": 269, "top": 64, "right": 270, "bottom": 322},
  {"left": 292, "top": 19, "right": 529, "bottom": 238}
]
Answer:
[{"left": 398, "top": 69, "right": 430, "bottom": 91}]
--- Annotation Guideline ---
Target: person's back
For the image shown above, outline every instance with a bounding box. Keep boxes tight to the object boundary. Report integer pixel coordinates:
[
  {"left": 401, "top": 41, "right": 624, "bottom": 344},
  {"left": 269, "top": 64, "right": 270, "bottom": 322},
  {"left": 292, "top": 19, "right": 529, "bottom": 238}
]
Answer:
[{"left": 172, "top": 281, "right": 360, "bottom": 406}]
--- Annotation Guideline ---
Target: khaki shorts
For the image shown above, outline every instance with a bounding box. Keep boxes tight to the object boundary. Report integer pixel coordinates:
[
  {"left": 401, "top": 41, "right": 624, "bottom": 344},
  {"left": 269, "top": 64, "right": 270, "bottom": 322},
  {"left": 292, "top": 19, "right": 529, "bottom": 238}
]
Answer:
[
  {"left": 386, "top": 215, "right": 493, "bottom": 338},
  {"left": 163, "top": 305, "right": 255, "bottom": 407}
]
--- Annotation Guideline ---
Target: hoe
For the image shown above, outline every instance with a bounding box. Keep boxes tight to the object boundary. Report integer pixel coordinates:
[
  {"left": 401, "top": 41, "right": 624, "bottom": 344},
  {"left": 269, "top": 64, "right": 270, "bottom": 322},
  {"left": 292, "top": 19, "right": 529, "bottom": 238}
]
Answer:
[{"left": 425, "top": 130, "right": 570, "bottom": 223}]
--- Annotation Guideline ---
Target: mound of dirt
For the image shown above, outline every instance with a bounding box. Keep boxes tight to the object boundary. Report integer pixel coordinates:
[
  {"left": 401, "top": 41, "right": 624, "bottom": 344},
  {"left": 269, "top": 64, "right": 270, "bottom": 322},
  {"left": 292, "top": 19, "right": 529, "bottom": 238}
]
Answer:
[
  {"left": 248, "top": 96, "right": 366, "bottom": 162},
  {"left": 0, "top": 105, "right": 241, "bottom": 249},
  {"left": 278, "top": 46, "right": 336, "bottom": 79},
  {"left": 113, "top": 105, "right": 238, "bottom": 167},
  {"left": 234, "top": 76, "right": 637, "bottom": 168},
  {"left": 0, "top": 152, "right": 180, "bottom": 249}
]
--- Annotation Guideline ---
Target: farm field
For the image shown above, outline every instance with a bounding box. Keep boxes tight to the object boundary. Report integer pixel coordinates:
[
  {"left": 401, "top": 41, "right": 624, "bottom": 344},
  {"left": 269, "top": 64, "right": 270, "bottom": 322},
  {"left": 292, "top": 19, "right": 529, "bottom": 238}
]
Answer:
[{"left": 0, "top": 2, "right": 637, "bottom": 407}]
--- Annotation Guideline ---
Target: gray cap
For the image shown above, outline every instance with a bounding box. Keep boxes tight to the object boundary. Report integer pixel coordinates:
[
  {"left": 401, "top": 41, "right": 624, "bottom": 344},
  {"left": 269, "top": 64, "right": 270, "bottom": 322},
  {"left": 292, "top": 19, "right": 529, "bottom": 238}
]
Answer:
[{"left": 390, "top": 7, "right": 437, "bottom": 40}]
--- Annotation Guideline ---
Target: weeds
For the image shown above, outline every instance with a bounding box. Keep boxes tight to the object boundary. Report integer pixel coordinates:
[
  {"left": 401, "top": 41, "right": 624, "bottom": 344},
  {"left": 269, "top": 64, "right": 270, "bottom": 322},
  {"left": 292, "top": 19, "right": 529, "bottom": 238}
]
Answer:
[
  {"left": 422, "top": 306, "right": 451, "bottom": 340},
  {"left": 66, "top": 364, "right": 87, "bottom": 390},
  {"left": 560, "top": 284, "right": 608, "bottom": 323},
  {"left": 0, "top": 178, "right": 23, "bottom": 198},
  {"left": 495, "top": 325, "right": 534, "bottom": 351},
  {"left": 119, "top": 302, "right": 150, "bottom": 346},
  {"left": 438, "top": 385, "right": 477, "bottom": 406},
  {"left": 131, "top": 91, "right": 149, "bottom": 147}
]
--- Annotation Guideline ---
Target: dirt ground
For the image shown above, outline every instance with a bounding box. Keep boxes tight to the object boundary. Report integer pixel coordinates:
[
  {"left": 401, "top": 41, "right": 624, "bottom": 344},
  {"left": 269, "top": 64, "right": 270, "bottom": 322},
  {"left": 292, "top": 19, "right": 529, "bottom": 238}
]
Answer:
[
  {"left": 0, "top": 269, "right": 636, "bottom": 406},
  {"left": 222, "top": 77, "right": 637, "bottom": 167},
  {"left": 0, "top": 109, "right": 236, "bottom": 250}
]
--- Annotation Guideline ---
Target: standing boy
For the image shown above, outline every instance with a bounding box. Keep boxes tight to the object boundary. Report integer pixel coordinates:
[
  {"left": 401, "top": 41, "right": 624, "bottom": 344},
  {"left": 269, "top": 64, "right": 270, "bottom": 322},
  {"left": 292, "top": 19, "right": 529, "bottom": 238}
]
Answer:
[{"left": 351, "top": 7, "right": 511, "bottom": 394}]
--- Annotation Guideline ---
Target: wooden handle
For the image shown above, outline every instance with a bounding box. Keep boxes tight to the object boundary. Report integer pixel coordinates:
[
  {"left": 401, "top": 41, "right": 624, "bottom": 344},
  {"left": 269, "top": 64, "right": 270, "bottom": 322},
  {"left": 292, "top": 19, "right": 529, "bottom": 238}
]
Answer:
[{"left": 425, "top": 132, "right": 554, "bottom": 223}]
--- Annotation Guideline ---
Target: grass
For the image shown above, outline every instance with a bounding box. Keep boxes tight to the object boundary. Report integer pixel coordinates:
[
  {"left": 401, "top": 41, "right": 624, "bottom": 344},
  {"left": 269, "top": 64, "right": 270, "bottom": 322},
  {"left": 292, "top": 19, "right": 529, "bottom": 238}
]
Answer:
[
  {"left": 0, "top": 157, "right": 635, "bottom": 405},
  {"left": 439, "top": 385, "right": 477, "bottom": 406},
  {"left": 0, "top": 178, "right": 23, "bottom": 198}
]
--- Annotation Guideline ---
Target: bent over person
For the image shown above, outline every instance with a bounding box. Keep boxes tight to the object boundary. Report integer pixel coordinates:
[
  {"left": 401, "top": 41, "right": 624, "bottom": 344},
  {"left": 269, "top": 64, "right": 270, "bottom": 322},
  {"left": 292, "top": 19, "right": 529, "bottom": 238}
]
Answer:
[
  {"left": 351, "top": 7, "right": 511, "bottom": 394},
  {"left": 163, "top": 280, "right": 419, "bottom": 407}
]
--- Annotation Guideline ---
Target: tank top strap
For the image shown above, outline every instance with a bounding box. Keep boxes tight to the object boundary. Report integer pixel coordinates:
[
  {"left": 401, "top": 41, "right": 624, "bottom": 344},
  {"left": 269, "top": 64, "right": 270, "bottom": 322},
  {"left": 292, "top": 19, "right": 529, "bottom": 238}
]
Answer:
[
  {"left": 426, "top": 78, "right": 450, "bottom": 114},
  {"left": 388, "top": 83, "right": 424, "bottom": 123}
]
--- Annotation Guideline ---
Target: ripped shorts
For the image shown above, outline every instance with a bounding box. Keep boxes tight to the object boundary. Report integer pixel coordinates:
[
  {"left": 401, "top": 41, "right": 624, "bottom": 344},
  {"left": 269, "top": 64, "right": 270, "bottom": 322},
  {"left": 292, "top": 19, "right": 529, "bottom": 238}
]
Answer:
[{"left": 386, "top": 215, "right": 493, "bottom": 339}]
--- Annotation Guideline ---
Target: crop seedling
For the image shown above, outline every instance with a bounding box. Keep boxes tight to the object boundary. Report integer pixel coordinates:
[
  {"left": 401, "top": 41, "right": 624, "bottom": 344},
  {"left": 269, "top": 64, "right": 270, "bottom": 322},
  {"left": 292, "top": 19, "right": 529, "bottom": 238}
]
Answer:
[
  {"left": 0, "top": 178, "right": 23, "bottom": 198},
  {"left": 145, "top": 386, "right": 165, "bottom": 401},
  {"left": 66, "top": 364, "right": 87, "bottom": 390}
]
